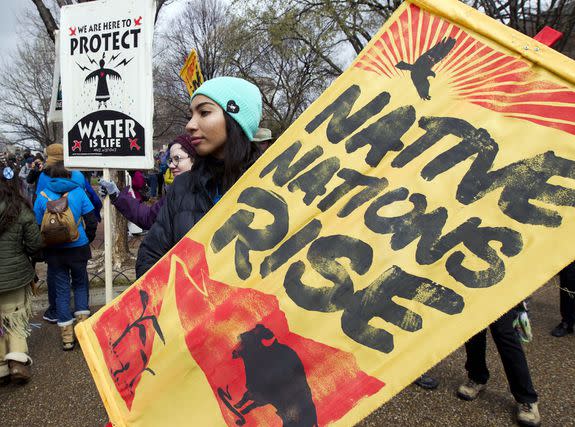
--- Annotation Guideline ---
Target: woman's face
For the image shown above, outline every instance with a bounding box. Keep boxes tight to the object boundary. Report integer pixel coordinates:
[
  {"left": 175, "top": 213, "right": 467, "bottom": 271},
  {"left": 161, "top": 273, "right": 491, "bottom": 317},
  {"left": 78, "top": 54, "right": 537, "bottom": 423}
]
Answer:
[
  {"left": 185, "top": 95, "right": 227, "bottom": 159},
  {"left": 168, "top": 143, "right": 193, "bottom": 177}
]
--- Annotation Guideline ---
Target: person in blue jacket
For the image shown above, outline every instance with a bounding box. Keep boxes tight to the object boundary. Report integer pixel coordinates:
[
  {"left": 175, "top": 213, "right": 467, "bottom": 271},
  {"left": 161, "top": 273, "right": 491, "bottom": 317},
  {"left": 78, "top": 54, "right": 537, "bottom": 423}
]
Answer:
[
  {"left": 28, "top": 152, "right": 102, "bottom": 222},
  {"left": 32, "top": 146, "right": 101, "bottom": 325},
  {"left": 33, "top": 144, "right": 97, "bottom": 351}
]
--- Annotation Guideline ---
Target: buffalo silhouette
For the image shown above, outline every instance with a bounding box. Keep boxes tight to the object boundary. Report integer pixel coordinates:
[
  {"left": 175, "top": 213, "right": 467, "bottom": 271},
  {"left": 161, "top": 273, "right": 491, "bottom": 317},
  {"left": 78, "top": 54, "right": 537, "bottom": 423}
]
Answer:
[{"left": 225, "top": 324, "right": 318, "bottom": 426}]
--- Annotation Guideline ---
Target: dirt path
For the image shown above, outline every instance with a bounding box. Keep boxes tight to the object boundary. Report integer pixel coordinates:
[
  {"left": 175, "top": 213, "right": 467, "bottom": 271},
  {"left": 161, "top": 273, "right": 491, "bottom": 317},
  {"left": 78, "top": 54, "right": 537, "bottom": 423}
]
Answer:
[{"left": 1, "top": 280, "right": 573, "bottom": 426}]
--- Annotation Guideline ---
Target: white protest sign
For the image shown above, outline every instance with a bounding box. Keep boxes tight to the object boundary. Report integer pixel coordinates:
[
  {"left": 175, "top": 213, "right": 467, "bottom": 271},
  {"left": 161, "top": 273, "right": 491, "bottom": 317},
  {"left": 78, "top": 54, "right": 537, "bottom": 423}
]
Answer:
[
  {"left": 48, "top": 30, "right": 62, "bottom": 123},
  {"left": 60, "top": 0, "right": 155, "bottom": 169}
]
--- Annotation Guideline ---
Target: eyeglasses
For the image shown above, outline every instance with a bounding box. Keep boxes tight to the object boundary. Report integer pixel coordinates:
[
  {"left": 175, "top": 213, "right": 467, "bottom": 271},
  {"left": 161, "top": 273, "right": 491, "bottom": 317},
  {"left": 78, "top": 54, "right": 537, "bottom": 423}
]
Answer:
[{"left": 167, "top": 155, "right": 189, "bottom": 166}]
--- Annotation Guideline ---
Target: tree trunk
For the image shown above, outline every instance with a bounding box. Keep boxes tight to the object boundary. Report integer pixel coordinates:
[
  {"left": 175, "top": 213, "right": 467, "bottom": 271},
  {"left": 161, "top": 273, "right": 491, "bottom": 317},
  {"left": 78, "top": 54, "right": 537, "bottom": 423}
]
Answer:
[
  {"left": 112, "top": 171, "right": 131, "bottom": 268},
  {"left": 30, "top": 0, "right": 58, "bottom": 42}
]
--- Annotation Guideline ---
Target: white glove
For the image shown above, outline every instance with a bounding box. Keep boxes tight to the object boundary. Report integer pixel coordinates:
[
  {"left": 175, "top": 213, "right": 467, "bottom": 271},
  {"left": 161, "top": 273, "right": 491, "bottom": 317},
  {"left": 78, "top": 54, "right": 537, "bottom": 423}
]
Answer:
[{"left": 98, "top": 178, "right": 120, "bottom": 198}]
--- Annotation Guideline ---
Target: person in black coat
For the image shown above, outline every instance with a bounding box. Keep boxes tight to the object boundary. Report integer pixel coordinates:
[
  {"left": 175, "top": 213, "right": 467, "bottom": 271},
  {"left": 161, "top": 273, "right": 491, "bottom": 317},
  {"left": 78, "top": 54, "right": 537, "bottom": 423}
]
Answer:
[{"left": 136, "top": 77, "right": 263, "bottom": 277}]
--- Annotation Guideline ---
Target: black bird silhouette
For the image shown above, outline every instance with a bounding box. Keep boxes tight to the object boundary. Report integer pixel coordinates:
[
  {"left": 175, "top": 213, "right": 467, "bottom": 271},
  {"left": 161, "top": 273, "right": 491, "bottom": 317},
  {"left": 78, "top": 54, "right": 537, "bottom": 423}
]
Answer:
[{"left": 395, "top": 37, "right": 456, "bottom": 100}]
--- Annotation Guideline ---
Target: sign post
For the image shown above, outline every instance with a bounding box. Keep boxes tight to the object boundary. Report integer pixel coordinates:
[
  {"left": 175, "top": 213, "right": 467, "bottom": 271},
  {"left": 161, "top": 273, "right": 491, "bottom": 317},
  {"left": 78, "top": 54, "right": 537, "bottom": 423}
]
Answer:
[
  {"left": 102, "top": 168, "right": 114, "bottom": 303},
  {"left": 60, "top": 0, "right": 156, "bottom": 303}
]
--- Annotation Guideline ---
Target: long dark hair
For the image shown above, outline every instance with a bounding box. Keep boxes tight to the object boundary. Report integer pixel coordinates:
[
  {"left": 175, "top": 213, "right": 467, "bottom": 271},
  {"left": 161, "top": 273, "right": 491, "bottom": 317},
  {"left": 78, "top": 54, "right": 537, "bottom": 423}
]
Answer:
[
  {"left": 0, "top": 176, "right": 31, "bottom": 236},
  {"left": 44, "top": 162, "right": 71, "bottom": 179},
  {"left": 192, "top": 112, "right": 261, "bottom": 192}
]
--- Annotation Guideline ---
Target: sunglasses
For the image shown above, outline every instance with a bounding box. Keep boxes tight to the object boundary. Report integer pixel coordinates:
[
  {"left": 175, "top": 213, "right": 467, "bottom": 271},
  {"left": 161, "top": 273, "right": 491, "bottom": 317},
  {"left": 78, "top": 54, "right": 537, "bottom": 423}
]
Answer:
[{"left": 167, "top": 155, "right": 189, "bottom": 166}]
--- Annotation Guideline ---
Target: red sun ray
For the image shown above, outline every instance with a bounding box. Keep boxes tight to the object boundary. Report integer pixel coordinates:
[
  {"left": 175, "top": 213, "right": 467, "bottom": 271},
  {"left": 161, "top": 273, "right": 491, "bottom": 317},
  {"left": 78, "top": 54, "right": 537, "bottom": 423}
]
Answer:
[
  {"left": 505, "top": 116, "right": 575, "bottom": 135},
  {"left": 354, "top": 3, "right": 575, "bottom": 137},
  {"left": 464, "top": 89, "right": 575, "bottom": 104},
  {"left": 435, "top": 25, "right": 465, "bottom": 73},
  {"left": 408, "top": 3, "right": 420, "bottom": 63},
  {"left": 448, "top": 48, "right": 507, "bottom": 80}
]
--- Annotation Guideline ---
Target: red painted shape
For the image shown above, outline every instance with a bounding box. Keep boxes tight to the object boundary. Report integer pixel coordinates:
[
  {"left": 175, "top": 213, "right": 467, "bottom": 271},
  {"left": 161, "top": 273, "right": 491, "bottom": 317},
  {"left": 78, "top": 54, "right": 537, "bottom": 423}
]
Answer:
[
  {"left": 449, "top": 53, "right": 513, "bottom": 80},
  {"left": 507, "top": 116, "right": 575, "bottom": 136},
  {"left": 379, "top": 32, "right": 399, "bottom": 66},
  {"left": 353, "top": 4, "right": 575, "bottom": 137},
  {"left": 174, "top": 238, "right": 385, "bottom": 427},
  {"left": 129, "top": 138, "right": 141, "bottom": 151},
  {"left": 463, "top": 88, "right": 575, "bottom": 105},
  {"left": 472, "top": 100, "right": 575, "bottom": 121},
  {"left": 533, "top": 26, "right": 563, "bottom": 48},
  {"left": 92, "top": 251, "right": 173, "bottom": 410},
  {"left": 419, "top": 7, "right": 432, "bottom": 54}
]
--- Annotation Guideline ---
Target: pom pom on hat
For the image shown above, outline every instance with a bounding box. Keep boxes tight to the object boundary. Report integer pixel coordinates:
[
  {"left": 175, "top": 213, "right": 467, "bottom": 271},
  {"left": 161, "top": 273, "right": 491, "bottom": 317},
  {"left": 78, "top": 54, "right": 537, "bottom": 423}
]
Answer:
[{"left": 192, "top": 77, "right": 262, "bottom": 141}]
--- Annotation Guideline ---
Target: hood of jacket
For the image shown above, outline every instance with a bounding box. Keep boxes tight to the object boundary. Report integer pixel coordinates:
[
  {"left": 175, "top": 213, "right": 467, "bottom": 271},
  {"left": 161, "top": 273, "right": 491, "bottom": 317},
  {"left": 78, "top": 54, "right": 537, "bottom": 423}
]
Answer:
[{"left": 46, "top": 177, "right": 81, "bottom": 194}]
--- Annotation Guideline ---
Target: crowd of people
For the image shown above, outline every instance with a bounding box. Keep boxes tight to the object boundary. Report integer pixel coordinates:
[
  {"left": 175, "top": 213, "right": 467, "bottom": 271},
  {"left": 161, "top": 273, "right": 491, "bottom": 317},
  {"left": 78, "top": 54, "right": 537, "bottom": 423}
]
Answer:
[{"left": 0, "top": 76, "right": 572, "bottom": 427}]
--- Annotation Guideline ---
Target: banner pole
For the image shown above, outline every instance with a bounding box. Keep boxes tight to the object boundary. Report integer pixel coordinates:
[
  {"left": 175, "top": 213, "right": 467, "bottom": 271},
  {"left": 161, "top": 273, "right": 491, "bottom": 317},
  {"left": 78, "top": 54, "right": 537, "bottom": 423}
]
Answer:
[{"left": 102, "top": 168, "right": 114, "bottom": 304}]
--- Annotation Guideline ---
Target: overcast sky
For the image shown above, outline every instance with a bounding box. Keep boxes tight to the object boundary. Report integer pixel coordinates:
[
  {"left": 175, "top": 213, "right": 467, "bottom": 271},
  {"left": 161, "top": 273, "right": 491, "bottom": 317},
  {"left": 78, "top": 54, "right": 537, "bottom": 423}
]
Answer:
[
  {"left": 0, "top": 1, "right": 34, "bottom": 59},
  {"left": 0, "top": 0, "right": 187, "bottom": 62}
]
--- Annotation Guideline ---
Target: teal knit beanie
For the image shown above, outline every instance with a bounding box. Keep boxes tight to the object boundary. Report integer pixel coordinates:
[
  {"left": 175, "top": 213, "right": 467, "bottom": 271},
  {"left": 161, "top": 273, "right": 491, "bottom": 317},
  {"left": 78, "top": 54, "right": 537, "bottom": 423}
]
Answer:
[{"left": 192, "top": 77, "right": 262, "bottom": 141}]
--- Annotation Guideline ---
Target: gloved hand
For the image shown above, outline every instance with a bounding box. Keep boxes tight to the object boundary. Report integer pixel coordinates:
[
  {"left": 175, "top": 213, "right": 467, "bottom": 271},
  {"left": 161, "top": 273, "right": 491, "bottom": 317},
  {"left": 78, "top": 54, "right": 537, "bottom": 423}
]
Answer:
[{"left": 98, "top": 179, "right": 120, "bottom": 199}]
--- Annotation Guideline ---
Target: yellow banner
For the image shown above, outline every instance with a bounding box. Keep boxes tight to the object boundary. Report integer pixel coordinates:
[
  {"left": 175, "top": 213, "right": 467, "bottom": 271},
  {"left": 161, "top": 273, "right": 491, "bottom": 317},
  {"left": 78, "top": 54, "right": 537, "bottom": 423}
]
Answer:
[
  {"left": 179, "top": 48, "right": 204, "bottom": 97},
  {"left": 78, "top": 1, "right": 575, "bottom": 425}
]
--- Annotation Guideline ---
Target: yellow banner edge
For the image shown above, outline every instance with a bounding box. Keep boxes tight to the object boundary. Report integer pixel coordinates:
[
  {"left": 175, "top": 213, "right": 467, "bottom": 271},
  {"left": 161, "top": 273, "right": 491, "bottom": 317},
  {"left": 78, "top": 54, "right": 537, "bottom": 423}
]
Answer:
[
  {"left": 76, "top": 322, "right": 127, "bottom": 427},
  {"left": 411, "top": 0, "right": 575, "bottom": 85}
]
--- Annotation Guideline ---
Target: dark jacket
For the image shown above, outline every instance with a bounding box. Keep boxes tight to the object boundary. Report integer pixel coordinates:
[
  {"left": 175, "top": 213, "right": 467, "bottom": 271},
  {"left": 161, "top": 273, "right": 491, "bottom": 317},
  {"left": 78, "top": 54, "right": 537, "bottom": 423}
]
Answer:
[
  {"left": 112, "top": 187, "right": 165, "bottom": 230},
  {"left": 0, "top": 201, "right": 43, "bottom": 293},
  {"left": 26, "top": 167, "right": 41, "bottom": 185},
  {"left": 85, "top": 178, "right": 103, "bottom": 222},
  {"left": 136, "top": 162, "right": 219, "bottom": 277}
]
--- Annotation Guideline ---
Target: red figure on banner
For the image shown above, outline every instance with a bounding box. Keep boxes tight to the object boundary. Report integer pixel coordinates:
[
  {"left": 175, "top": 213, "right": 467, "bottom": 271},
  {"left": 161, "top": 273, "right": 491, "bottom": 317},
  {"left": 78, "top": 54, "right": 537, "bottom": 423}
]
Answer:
[{"left": 72, "top": 140, "right": 82, "bottom": 152}]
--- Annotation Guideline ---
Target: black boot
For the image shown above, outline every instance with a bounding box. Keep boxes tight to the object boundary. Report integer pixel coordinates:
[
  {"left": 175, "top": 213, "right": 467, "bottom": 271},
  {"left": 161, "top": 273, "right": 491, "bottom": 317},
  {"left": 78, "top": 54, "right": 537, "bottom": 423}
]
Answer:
[
  {"left": 551, "top": 322, "right": 574, "bottom": 337},
  {"left": 414, "top": 374, "right": 439, "bottom": 390}
]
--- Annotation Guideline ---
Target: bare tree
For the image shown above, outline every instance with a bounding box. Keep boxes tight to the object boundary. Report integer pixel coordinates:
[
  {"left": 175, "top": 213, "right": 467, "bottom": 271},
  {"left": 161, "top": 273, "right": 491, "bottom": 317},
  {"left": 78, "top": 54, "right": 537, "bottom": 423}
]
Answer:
[
  {"left": 153, "top": 0, "right": 240, "bottom": 145},
  {"left": 160, "top": 0, "right": 237, "bottom": 80},
  {"left": 31, "top": 0, "right": 172, "bottom": 42},
  {"left": 257, "top": 0, "right": 398, "bottom": 71},
  {"left": 465, "top": 0, "right": 575, "bottom": 53},
  {"left": 0, "top": 32, "right": 57, "bottom": 147},
  {"left": 227, "top": 16, "right": 332, "bottom": 133}
]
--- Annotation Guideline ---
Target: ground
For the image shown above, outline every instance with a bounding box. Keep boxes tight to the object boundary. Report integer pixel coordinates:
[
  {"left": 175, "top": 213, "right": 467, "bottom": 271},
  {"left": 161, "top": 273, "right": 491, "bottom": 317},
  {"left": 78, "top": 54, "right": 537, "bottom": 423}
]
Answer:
[{"left": 0, "top": 279, "right": 573, "bottom": 426}]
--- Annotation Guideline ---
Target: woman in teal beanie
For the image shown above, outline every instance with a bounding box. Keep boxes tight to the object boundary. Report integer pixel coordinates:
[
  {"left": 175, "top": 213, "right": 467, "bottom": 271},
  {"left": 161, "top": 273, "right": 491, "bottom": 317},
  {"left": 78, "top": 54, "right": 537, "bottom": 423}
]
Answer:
[{"left": 136, "top": 77, "right": 263, "bottom": 276}]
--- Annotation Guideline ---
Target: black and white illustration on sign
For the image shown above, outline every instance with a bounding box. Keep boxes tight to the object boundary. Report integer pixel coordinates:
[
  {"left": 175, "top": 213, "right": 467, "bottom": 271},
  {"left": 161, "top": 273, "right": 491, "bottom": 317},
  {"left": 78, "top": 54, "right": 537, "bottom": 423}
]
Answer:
[
  {"left": 61, "top": 0, "right": 154, "bottom": 167},
  {"left": 78, "top": 53, "right": 133, "bottom": 108}
]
